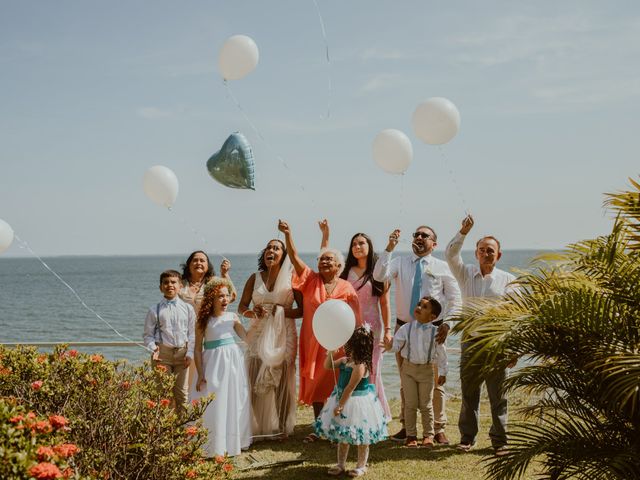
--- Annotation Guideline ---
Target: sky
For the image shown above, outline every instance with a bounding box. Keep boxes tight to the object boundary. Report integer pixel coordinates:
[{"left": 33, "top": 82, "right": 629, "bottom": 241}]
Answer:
[{"left": 1, "top": 0, "right": 639, "bottom": 257}]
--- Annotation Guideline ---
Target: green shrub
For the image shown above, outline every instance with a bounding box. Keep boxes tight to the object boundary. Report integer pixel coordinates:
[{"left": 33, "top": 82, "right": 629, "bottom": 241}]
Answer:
[{"left": 0, "top": 345, "right": 234, "bottom": 479}]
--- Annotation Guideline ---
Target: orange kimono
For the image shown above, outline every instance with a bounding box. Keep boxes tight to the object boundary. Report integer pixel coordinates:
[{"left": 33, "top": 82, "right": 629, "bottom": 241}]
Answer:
[{"left": 293, "top": 266, "right": 362, "bottom": 405}]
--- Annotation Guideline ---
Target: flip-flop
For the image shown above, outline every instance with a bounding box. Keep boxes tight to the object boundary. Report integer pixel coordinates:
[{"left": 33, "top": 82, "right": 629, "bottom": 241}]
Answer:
[
  {"left": 347, "top": 467, "right": 367, "bottom": 477},
  {"left": 303, "top": 433, "right": 320, "bottom": 444}
]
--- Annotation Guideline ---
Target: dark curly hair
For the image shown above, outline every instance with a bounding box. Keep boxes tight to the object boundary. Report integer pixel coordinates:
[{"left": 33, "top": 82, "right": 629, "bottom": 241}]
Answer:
[
  {"left": 257, "top": 239, "right": 287, "bottom": 272},
  {"left": 344, "top": 326, "right": 373, "bottom": 374},
  {"left": 181, "top": 250, "right": 215, "bottom": 284}
]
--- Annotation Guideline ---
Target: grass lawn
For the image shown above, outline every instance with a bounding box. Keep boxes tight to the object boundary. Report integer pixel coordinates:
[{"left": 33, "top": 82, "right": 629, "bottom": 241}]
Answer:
[{"left": 233, "top": 395, "right": 540, "bottom": 479}]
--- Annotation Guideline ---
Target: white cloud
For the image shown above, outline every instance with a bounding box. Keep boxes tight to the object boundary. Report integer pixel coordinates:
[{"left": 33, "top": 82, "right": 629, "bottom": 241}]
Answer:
[{"left": 359, "top": 73, "right": 403, "bottom": 94}]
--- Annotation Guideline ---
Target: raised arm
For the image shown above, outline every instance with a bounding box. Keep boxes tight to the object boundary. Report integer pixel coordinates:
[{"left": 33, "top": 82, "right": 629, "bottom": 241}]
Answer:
[
  {"left": 445, "top": 215, "right": 473, "bottom": 282},
  {"left": 278, "top": 220, "right": 307, "bottom": 277},
  {"left": 220, "top": 259, "right": 238, "bottom": 301},
  {"left": 318, "top": 219, "right": 330, "bottom": 250},
  {"left": 373, "top": 229, "right": 400, "bottom": 283}
]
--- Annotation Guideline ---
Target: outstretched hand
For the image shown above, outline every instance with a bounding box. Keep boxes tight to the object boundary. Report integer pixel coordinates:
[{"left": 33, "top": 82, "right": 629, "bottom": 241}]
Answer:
[
  {"left": 220, "top": 259, "right": 231, "bottom": 276},
  {"left": 460, "top": 215, "right": 474, "bottom": 235},
  {"left": 278, "top": 219, "right": 290, "bottom": 235},
  {"left": 386, "top": 229, "right": 401, "bottom": 252},
  {"left": 318, "top": 219, "right": 329, "bottom": 236}
]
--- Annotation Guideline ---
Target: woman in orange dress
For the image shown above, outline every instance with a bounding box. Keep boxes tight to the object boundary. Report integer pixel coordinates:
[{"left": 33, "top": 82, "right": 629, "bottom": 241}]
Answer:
[{"left": 277, "top": 220, "right": 362, "bottom": 442}]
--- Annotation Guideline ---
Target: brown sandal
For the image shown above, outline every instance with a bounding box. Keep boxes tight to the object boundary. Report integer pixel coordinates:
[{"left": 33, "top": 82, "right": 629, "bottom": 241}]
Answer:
[{"left": 303, "top": 433, "right": 320, "bottom": 443}]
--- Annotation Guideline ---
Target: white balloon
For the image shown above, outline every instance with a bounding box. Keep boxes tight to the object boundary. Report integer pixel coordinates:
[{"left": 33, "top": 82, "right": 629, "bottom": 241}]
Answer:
[
  {"left": 312, "top": 299, "right": 356, "bottom": 351},
  {"left": 412, "top": 97, "right": 461, "bottom": 145},
  {"left": 218, "top": 35, "right": 259, "bottom": 81},
  {"left": 0, "top": 218, "right": 14, "bottom": 254},
  {"left": 143, "top": 166, "right": 179, "bottom": 208},
  {"left": 372, "top": 129, "right": 413, "bottom": 174}
]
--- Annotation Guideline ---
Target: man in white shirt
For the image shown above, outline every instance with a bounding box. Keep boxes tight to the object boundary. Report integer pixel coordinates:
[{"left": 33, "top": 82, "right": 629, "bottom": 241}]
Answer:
[
  {"left": 374, "top": 225, "right": 462, "bottom": 444},
  {"left": 445, "top": 215, "right": 516, "bottom": 455},
  {"left": 143, "top": 269, "right": 196, "bottom": 418}
]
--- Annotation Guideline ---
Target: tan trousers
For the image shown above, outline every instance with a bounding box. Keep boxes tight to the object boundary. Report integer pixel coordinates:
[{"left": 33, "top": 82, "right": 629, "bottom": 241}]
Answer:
[
  {"left": 400, "top": 360, "right": 437, "bottom": 438},
  {"left": 153, "top": 345, "right": 189, "bottom": 418},
  {"left": 396, "top": 322, "right": 447, "bottom": 434}
]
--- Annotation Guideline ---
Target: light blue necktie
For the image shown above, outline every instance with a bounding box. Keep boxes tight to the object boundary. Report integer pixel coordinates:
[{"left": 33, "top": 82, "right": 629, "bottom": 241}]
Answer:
[{"left": 410, "top": 257, "right": 426, "bottom": 319}]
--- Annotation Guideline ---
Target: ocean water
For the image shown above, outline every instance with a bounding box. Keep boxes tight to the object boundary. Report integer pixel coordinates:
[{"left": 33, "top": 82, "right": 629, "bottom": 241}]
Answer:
[{"left": 0, "top": 250, "right": 543, "bottom": 397}]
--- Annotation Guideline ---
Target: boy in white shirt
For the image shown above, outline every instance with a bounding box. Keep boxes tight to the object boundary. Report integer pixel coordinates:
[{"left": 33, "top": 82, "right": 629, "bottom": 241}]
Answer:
[
  {"left": 384, "top": 296, "right": 447, "bottom": 448},
  {"left": 143, "top": 269, "right": 196, "bottom": 418}
]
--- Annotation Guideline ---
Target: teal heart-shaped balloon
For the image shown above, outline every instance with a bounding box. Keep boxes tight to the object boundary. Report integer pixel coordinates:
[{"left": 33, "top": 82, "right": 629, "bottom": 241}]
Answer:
[{"left": 206, "top": 132, "right": 255, "bottom": 190}]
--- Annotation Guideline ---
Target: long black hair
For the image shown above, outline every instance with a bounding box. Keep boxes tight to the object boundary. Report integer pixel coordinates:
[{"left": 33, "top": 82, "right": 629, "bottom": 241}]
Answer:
[
  {"left": 339, "top": 232, "right": 384, "bottom": 297},
  {"left": 257, "top": 239, "right": 288, "bottom": 272},
  {"left": 181, "top": 250, "right": 215, "bottom": 283},
  {"left": 344, "top": 326, "right": 373, "bottom": 374}
]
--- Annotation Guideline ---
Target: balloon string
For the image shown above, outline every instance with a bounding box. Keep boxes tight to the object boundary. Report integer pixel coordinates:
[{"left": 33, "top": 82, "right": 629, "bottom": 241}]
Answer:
[
  {"left": 166, "top": 207, "right": 228, "bottom": 263},
  {"left": 312, "top": 0, "right": 331, "bottom": 119},
  {"left": 223, "top": 81, "right": 320, "bottom": 215},
  {"left": 399, "top": 173, "right": 406, "bottom": 232},
  {"left": 438, "top": 146, "right": 469, "bottom": 215},
  {"left": 14, "top": 235, "right": 150, "bottom": 352}
]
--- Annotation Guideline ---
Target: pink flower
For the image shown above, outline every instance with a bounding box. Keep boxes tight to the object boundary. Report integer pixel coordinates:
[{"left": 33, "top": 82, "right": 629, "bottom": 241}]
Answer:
[
  {"left": 31, "top": 380, "right": 44, "bottom": 390},
  {"left": 214, "top": 455, "right": 225, "bottom": 464},
  {"left": 29, "top": 462, "right": 63, "bottom": 479},
  {"left": 53, "top": 443, "right": 79, "bottom": 458},
  {"left": 36, "top": 446, "right": 56, "bottom": 460},
  {"left": 48, "top": 415, "right": 68, "bottom": 430},
  {"left": 68, "top": 350, "right": 78, "bottom": 358},
  {"left": 90, "top": 354, "right": 103, "bottom": 363}
]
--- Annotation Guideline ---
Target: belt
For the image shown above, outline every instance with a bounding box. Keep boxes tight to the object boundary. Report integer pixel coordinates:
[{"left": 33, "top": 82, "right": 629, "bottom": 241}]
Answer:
[
  {"left": 203, "top": 337, "right": 237, "bottom": 350},
  {"left": 158, "top": 344, "right": 187, "bottom": 350}
]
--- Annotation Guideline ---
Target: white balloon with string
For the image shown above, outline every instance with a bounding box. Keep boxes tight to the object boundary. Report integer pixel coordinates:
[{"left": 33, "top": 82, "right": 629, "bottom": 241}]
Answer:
[
  {"left": 0, "top": 218, "right": 14, "bottom": 254},
  {"left": 313, "top": 299, "right": 356, "bottom": 351},
  {"left": 412, "top": 97, "right": 461, "bottom": 145},
  {"left": 143, "top": 165, "right": 179, "bottom": 208},
  {"left": 218, "top": 35, "right": 259, "bottom": 81},
  {"left": 372, "top": 129, "right": 413, "bottom": 174}
]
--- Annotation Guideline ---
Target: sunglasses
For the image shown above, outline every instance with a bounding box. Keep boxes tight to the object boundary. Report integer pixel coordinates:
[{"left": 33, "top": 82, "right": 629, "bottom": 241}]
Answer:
[{"left": 413, "top": 232, "right": 432, "bottom": 240}]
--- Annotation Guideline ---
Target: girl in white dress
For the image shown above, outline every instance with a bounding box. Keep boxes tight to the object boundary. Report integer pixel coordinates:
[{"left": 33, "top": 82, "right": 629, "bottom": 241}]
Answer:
[{"left": 192, "top": 277, "right": 252, "bottom": 457}]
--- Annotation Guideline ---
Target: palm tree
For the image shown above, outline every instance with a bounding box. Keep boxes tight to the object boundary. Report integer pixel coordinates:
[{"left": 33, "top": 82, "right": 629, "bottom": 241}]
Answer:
[{"left": 453, "top": 178, "right": 640, "bottom": 480}]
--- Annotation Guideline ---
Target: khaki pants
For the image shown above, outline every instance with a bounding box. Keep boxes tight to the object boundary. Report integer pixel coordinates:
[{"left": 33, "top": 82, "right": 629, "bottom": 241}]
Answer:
[
  {"left": 396, "top": 321, "right": 447, "bottom": 434},
  {"left": 400, "top": 360, "right": 437, "bottom": 438},
  {"left": 153, "top": 345, "right": 189, "bottom": 418}
]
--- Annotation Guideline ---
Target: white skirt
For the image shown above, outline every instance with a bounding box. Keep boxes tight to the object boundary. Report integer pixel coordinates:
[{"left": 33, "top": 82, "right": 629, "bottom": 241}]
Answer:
[
  {"left": 190, "top": 343, "right": 252, "bottom": 456},
  {"left": 314, "top": 385, "right": 388, "bottom": 445}
]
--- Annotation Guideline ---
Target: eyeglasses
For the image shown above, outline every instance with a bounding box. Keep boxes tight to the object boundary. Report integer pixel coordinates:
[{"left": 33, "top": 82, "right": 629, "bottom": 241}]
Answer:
[{"left": 413, "top": 232, "right": 432, "bottom": 240}]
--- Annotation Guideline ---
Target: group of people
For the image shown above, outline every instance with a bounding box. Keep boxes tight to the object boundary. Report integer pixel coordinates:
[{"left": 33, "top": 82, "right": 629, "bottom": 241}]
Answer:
[{"left": 142, "top": 215, "right": 516, "bottom": 476}]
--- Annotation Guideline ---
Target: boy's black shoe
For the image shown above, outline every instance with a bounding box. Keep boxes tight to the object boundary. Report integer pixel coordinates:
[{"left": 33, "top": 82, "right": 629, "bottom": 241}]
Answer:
[{"left": 390, "top": 428, "right": 407, "bottom": 442}]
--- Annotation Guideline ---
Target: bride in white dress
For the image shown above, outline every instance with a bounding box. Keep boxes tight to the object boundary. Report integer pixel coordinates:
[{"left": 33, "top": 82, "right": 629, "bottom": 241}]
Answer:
[{"left": 191, "top": 278, "right": 251, "bottom": 457}]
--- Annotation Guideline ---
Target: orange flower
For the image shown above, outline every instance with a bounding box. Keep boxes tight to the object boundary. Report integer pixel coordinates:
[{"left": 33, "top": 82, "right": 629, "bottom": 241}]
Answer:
[
  {"left": 27, "top": 412, "right": 37, "bottom": 419},
  {"left": 29, "top": 462, "right": 63, "bottom": 479},
  {"left": 90, "top": 354, "right": 103, "bottom": 363},
  {"left": 62, "top": 467, "right": 74, "bottom": 479},
  {"left": 36, "top": 446, "right": 56, "bottom": 461},
  {"left": 37, "top": 354, "right": 48, "bottom": 364},
  {"left": 31, "top": 420, "right": 53, "bottom": 434},
  {"left": 121, "top": 381, "right": 131, "bottom": 390},
  {"left": 31, "top": 380, "right": 44, "bottom": 390},
  {"left": 0, "top": 366, "right": 12, "bottom": 375},
  {"left": 223, "top": 463, "right": 233, "bottom": 473},
  {"left": 214, "top": 455, "right": 225, "bottom": 464},
  {"left": 184, "top": 426, "right": 198, "bottom": 437},
  {"left": 160, "top": 398, "right": 171, "bottom": 408},
  {"left": 68, "top": 350, "right": 78, "bottom": 358},
  {"left": 191, "top": 399, "right": 199, "bottom": 407},
  {"left": 53, "top": 443, "right": 79, "bottom": 458},
  {"left": 186, "top": 470, "right": 198, "bottom": 478},
  {"left": 155, "top": 364, "right": 168, "bottom": 373},
  {"left": 9, "top": 415, "right": 24, "bottom": 424},
  {"left": 49, "top": 415, "right": 68, "bottom": 430},
  {"left": 146, "top": 400, "right": 157, "bottom": 409}
]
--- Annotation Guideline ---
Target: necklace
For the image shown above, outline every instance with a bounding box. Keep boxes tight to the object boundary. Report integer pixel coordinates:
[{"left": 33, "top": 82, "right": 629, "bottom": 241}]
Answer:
[{"left": 324, "top": 278, "right": 338, "bottom": 296}]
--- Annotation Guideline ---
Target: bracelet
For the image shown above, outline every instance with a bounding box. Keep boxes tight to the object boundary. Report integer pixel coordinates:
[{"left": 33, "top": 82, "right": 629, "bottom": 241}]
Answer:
[{"left": 384, "top": 327, "right": 391, "bottom": 331}]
